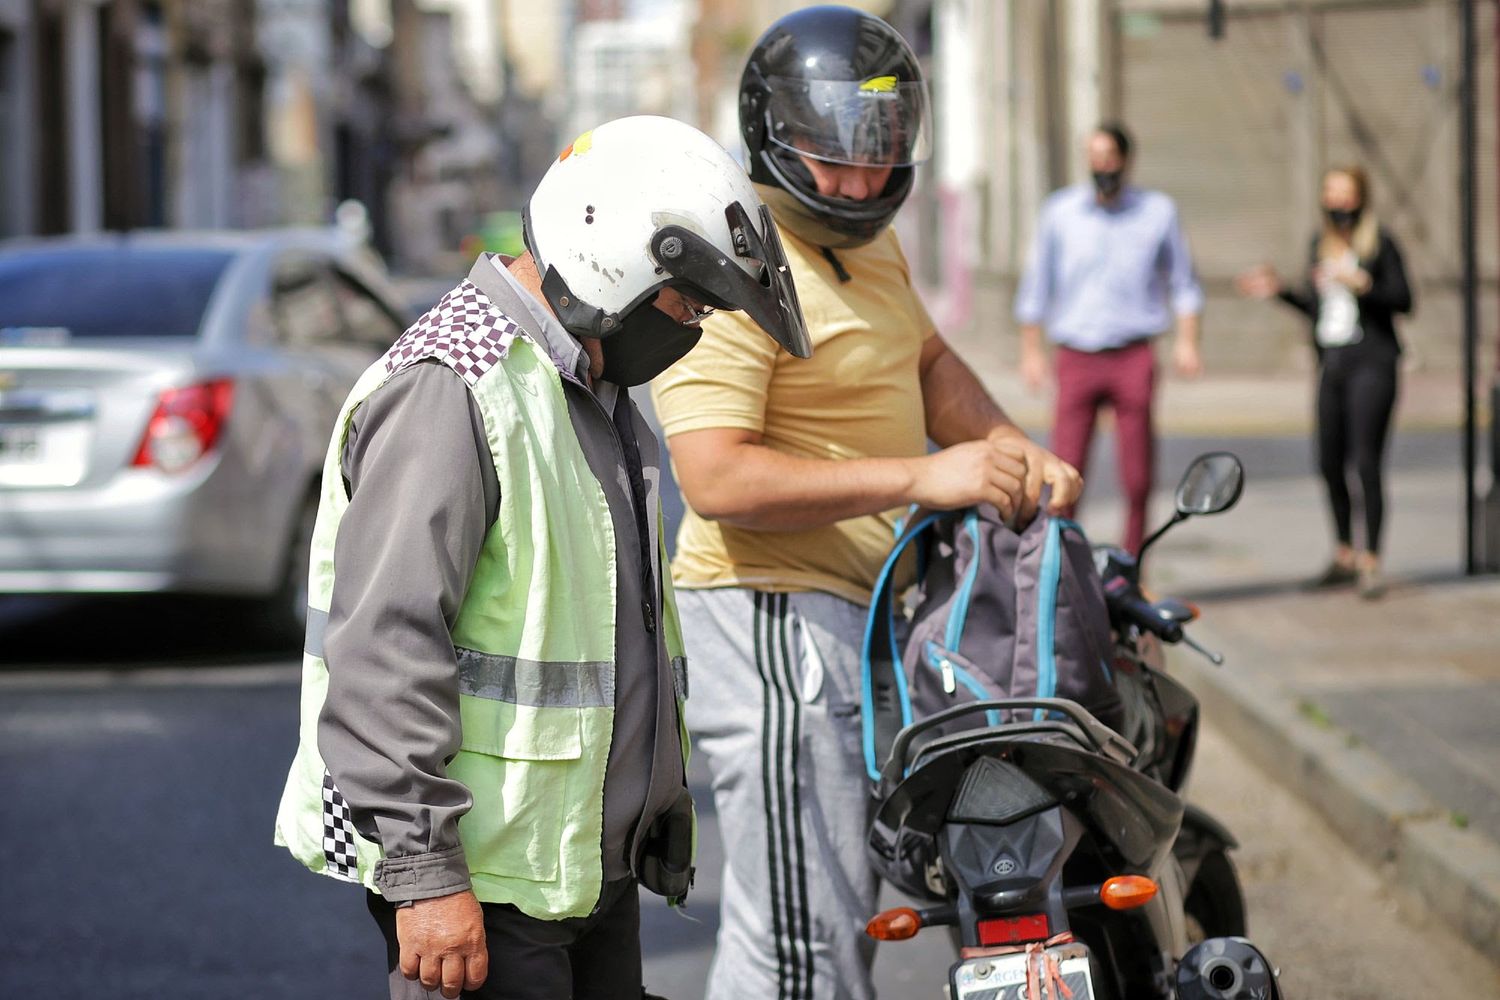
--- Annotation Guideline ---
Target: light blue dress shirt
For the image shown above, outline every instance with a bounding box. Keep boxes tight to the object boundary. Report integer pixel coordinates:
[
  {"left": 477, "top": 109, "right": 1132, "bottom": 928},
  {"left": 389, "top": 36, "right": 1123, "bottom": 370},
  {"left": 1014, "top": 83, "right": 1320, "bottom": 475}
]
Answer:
[{"left": 1014, "top": 184, "right": 1204, "bottom": 352}]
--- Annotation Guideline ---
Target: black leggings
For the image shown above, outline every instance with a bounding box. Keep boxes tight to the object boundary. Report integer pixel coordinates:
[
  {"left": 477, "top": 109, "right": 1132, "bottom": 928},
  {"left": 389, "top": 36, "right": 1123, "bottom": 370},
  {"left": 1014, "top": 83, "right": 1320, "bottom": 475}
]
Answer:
[{"left": 1316, "top": 355, "right": 1398, "bottom": 554}]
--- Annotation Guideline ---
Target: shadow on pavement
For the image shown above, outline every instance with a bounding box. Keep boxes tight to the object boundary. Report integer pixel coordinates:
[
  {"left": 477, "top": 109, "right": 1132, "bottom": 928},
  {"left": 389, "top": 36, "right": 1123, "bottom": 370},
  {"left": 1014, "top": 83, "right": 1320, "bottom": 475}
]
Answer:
[
  {"left": 1177, "top": 566, "right": 1475, "bottom": 605},
  {"left": 0, "top": 594, "right": 298, "bottom": 671}
]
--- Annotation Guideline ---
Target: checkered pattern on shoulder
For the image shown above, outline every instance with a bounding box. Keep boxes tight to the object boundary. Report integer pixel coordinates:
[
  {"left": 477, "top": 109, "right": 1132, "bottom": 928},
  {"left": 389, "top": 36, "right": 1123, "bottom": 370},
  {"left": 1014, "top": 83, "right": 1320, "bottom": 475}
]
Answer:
[
  {"left": 383, "top": 279, "right": 522, "bottom": 387},
  {"left": 321, "top": 771, "right": 361, "bottom": 882}
]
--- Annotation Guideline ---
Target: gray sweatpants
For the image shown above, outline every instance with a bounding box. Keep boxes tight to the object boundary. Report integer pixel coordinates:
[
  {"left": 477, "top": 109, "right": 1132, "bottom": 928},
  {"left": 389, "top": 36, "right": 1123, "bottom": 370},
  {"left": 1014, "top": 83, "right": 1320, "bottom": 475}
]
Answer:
[{"left": 679, "top": 587, "right": 880, "bottom": 1000}]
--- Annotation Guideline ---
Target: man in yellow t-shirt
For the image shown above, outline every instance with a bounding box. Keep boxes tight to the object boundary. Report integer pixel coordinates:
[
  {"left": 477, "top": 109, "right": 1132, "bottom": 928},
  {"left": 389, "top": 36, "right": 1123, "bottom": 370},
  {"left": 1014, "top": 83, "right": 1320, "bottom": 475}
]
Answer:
[{"left": 649, "top": 9, "right": 1082, "bottom": 1000}]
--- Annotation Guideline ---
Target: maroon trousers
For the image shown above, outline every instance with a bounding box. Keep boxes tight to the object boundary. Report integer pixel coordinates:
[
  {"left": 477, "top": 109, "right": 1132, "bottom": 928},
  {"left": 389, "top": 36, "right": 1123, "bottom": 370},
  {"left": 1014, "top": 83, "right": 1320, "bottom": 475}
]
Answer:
[{"left": 1050, "top": 340, "right": 1156, "bottom": 553}]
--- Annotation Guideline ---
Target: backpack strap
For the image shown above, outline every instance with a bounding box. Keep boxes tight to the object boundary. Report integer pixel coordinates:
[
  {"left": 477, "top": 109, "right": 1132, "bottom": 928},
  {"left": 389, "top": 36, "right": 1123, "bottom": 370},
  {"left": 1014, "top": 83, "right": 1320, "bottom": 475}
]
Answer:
[
  {"left": 943, "top": 508, "right": 984, "bottom": 653},
  {"left": 1034, "top": 516, "right": 1086, "bottom": 720},
  {"left": 860, "top": 510, "right": 949, "bottom": 782}
]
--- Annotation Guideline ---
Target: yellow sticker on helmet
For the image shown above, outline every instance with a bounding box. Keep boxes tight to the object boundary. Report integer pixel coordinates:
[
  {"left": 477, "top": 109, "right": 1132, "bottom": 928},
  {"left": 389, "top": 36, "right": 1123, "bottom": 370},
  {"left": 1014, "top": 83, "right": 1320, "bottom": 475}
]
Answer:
[
  {"left": 559, "top": 130, "right": 594, "bottom": 161},
  {"left": 859, "top": 75, "right": 898, "bottom": 94}
]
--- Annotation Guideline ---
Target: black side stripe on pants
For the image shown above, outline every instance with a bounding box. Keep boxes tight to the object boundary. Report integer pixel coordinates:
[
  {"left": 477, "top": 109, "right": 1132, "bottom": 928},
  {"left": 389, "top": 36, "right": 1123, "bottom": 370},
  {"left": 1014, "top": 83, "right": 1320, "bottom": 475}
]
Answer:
[
  {"left": 776, "top": 593, "right": 814, "bottom": 998},
  {"left": 755, "top": 592, "right": 814, "bottom": 1000},
  {"left": 754, "top": 592, "right": 793, "bottom": 999}
]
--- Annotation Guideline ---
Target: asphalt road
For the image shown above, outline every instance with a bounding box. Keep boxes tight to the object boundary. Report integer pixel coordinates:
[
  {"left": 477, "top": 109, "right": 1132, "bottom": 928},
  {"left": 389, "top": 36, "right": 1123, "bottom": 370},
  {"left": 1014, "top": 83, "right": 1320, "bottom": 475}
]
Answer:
[
  {"left": 2, "top": 427, "right": 1493, "bottom": 997},
  {"left": 4, "top": 657, "right": 1495, "bottom": 998}
]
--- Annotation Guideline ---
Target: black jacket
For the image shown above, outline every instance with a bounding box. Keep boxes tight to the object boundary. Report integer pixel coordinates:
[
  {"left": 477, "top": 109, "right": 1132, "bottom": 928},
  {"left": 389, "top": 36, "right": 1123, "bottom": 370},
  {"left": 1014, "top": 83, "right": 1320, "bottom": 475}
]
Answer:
[{"left": 1277, "top": 227, "right": 1413, "bottom": 364}]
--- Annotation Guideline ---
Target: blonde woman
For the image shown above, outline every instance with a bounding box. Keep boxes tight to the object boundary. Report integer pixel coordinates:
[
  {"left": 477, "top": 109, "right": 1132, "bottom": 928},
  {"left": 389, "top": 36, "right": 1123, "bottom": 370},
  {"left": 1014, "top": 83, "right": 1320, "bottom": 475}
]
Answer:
[{"left": 1237, "top": 167, "right": 1413, "bottom": 598}]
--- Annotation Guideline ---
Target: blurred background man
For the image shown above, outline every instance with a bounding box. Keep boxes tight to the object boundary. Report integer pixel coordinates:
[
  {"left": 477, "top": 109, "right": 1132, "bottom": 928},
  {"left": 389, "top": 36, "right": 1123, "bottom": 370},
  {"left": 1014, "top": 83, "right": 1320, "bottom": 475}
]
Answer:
[{"left": 1015, "top": 124, "right": 1204, "bottom": 554}]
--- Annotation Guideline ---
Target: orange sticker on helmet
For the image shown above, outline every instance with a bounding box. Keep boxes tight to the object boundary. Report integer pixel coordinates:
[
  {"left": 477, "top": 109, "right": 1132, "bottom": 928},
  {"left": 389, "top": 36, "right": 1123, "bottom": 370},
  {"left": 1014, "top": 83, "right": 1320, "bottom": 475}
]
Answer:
[{"left": 559, "top": 130, "right": 594, "bottom": 162}]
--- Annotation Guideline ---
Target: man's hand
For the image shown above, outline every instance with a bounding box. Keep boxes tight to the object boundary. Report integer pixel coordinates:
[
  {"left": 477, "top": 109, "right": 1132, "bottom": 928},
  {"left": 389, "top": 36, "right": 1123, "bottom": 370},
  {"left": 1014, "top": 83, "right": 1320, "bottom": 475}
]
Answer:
[
  {"left": 909, "top": 439, "right": 1028, "bottom": 519},
  {"left": 396, "top": 889, "right": 488, "bottom": 999},
  {"left": 909, "top": 430, "right": 1082, "bottom": 527},
  {"left": 1172, "top": 312, "right": 1204, "bottom": 379},
  {"left": 1172, "top": 337, "right": 1203, "bottom": 379},
  {"left": 988, "top": 427, "right": 1082, "bottom": 524},
  {"left": 1019, "top": 340, "right": 1050, "bottom": 394}
]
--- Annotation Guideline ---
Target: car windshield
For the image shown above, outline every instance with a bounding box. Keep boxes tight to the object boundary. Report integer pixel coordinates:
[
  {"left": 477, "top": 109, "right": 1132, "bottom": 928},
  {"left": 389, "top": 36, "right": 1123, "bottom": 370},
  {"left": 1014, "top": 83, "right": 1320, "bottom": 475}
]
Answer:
[{"left": 0, "top": 247, "right": 235, "bottom": 339}]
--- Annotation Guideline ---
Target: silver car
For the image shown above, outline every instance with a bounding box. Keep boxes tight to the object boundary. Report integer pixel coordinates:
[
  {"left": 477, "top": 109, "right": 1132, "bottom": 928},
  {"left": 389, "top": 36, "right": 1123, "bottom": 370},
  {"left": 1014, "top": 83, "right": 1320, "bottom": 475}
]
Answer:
[{"left": 0, "top": 229, "right": 414, "bottom": 635}]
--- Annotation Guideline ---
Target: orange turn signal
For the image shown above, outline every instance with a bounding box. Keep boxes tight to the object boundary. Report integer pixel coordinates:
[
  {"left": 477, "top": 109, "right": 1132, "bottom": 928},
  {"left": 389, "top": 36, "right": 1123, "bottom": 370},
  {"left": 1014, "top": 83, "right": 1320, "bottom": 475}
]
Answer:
[
  {"left": 1100, "top": 875, "right": 1159, "bottom": 910},
  {"left": 865, "top": 907, "right": 922, "bottom": 941}
]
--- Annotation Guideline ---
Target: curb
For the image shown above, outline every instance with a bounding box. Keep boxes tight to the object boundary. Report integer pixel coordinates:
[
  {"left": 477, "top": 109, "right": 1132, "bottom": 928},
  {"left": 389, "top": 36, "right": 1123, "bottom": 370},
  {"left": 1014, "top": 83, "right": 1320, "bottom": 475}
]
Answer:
[{"left": 1170, "top": 630, "right": 1500, "bottom": 967}]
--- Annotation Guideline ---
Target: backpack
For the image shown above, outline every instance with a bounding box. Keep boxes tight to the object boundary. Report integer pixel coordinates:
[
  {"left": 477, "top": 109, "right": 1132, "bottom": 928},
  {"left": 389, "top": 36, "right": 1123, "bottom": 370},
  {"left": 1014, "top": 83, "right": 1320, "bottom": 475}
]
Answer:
[{"left": 859, "top": 501, "right": 1122, "bottom": 782}]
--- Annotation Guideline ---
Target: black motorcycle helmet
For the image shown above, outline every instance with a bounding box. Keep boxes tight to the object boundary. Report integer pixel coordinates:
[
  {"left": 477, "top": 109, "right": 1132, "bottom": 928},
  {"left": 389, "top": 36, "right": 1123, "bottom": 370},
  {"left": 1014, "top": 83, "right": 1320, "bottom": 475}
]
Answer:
[{"left": 739, "top": 5, "right": 932, "bottom": 249}]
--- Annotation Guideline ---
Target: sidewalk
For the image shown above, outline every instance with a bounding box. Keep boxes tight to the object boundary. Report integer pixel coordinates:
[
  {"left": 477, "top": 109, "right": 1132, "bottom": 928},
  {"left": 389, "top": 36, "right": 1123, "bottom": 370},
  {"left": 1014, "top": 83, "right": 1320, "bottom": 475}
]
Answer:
[
  {"left": 1073, "top": 461, "right": 1500, "bottom": 965},
  {"left": 957, "top": 352, "right": 1500, "bottom": 962}
]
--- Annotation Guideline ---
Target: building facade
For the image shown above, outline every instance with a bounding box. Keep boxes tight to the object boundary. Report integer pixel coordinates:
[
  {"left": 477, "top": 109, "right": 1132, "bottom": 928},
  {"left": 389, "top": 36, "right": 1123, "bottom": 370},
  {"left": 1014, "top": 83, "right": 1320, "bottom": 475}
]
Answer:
[
  {"left": 899, "top": 0, "right": 1498, "bottom": 375},
  {"left": 0, "top": 0, "right": 518, "bottom": 274}
]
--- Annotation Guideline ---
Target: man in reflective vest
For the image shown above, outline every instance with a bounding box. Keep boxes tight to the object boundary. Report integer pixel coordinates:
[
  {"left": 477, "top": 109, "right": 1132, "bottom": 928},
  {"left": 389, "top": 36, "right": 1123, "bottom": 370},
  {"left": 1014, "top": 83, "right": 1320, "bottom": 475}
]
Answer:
[{"left": 274, "top": 115, "right": 810, "bottom": 1000}]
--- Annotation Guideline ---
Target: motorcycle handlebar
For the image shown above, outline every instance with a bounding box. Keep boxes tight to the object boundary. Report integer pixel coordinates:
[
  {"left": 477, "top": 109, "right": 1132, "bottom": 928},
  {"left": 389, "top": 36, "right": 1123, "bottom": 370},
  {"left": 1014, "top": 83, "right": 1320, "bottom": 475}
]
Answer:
[
  {"left": 1113, "top": 592, "right": 1186, "bottom": 642},
  {"left": 1098, "top": 549, "right": 1193, "bottom": 644}
]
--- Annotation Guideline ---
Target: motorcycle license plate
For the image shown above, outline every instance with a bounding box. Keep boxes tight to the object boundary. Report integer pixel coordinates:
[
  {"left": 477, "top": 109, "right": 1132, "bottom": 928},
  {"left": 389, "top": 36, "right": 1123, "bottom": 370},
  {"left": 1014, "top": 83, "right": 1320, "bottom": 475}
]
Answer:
[{"left": 950, "top": 944, "right": 1095, "bottom": 1000}]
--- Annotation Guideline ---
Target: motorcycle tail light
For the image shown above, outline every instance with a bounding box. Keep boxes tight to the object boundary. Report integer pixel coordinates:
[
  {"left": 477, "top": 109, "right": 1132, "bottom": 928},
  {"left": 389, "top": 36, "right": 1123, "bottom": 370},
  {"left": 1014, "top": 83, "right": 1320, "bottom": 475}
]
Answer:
[
  {"left": 1101, "top": 875, "right": 1159, "bottom": 910},
  {"left": 865, "top": 907, "right": 922, "bottom": 941},
  {"left": 946, "top": 756, "right": 1055, "bottom": 825},
  {"left": 977, "top": 913, "right": 1051, "bottom": 946},
  {"left": 131, "top": 379, "right": 234, "bottom": 473}
]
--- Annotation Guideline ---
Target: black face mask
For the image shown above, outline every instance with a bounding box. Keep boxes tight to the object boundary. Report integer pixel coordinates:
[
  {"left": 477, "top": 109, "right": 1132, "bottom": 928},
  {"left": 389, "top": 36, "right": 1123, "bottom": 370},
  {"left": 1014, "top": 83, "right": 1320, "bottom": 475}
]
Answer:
[
  {"left": 598, "top": 306, "right": 702, "bottom": 387},
  {"left": 1092, "top": 170, "right": 1124, "bottom": 198},
  {"left": 1325, "top": 207, "right": 1361, "bottom": 230}
]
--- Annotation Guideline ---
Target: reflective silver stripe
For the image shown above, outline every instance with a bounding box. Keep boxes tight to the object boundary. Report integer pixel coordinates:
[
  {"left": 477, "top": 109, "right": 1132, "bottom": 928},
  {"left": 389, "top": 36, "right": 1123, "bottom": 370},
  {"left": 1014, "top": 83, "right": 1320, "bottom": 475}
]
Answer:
[
  {"left": 456, "top": 647, "right": 614, "bottom": 709},
  {"left": 305, "top": 607, "right": 330, "bottom": 660},
  {"left": 671, "top": 655, "right": 689, "bottom": 702}
]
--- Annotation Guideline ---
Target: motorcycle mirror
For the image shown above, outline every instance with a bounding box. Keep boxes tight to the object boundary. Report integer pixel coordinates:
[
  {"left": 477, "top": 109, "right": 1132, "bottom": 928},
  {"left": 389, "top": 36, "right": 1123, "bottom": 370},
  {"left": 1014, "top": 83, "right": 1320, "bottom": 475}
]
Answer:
[
  {"left": 1174, "top": 452, "right": 1244, "bottom": 516},
  {"left": 1136, "top": 452, "right": 1245, "bottom": 562}
]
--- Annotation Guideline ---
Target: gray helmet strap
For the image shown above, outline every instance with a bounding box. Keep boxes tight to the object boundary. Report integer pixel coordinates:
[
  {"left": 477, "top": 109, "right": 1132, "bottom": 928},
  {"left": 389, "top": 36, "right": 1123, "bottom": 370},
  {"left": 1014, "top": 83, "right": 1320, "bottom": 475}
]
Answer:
[{"left": 539, "top": 265, "right": 621, "bottom": 339}]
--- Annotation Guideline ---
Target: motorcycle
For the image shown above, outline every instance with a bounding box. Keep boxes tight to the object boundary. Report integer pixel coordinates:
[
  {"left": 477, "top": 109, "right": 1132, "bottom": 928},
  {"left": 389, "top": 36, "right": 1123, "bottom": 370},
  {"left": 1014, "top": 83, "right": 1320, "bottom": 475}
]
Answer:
[{"left": 863, "top": 452, "right": 1284, "bottom": 999}]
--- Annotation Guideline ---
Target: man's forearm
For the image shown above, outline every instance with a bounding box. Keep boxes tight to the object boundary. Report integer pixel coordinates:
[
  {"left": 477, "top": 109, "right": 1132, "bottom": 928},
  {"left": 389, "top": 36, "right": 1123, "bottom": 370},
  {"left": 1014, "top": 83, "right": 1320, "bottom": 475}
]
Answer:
[
  {"left": 319, "top": 365, "right": 491, "bottom": 902},
  {"left": 677, "top": 438, "right": 923, "bottom": 532},
  {"left": 1020, "top": 324, "right": 1045, "bottom": 355},
  {"left": 921, "top": 336, "right": 1023, "bottom": 448},
  {"left": 1175, "top": 312, "right": 1201, "bottom": 348}
]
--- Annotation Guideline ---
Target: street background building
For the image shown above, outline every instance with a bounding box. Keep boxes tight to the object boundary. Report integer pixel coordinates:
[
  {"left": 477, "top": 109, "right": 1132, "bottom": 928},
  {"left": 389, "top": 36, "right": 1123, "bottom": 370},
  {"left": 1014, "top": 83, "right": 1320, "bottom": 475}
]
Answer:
[
  {"left": 4, "top": 0, "right": 1494, "bottom": 377},
  {"left": 0, "top": 0, "right": 534, "bottom": 273},
  {"left": 883, "top": 0, "right": 1497, "bottom": 379}
]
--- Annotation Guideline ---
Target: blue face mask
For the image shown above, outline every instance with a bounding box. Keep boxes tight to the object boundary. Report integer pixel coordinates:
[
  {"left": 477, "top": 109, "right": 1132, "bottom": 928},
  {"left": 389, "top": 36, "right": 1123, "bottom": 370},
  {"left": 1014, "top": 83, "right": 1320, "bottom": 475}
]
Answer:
[{"left": 1092, "top": 170, "right": 1123, "bottom": 198}]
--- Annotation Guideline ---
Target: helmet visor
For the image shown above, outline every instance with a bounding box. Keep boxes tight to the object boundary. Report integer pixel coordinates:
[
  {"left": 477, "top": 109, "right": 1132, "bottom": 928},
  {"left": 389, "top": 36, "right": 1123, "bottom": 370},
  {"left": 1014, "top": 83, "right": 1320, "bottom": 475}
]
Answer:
[
  {"left": 764, "top": 76, "right": 932, "bottom": 167},
  {"left": 649, "top": 202, "right": 812, "bottom": 359}
]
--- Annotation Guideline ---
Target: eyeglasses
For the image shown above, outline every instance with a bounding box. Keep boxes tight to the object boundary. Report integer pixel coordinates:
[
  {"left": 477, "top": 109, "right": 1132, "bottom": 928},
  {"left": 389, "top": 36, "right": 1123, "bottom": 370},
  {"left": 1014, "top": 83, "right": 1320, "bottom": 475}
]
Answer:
[{"left": 656, "top": 289, "right": 716, "bottom": 326}]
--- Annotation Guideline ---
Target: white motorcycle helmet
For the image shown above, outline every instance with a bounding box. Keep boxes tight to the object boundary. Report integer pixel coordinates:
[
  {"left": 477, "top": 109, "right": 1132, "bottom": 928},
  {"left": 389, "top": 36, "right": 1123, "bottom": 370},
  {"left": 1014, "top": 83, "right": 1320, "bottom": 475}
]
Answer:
[{"left": 523, "top": 115, "right": 812, "bottom": 385}]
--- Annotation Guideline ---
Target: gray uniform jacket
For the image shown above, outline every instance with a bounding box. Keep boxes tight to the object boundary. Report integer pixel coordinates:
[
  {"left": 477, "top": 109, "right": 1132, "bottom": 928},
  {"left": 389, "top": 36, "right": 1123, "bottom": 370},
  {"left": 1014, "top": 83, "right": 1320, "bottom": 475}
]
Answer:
[{"left": 317, "top": 255, "right": 685, "bottom": 902}]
